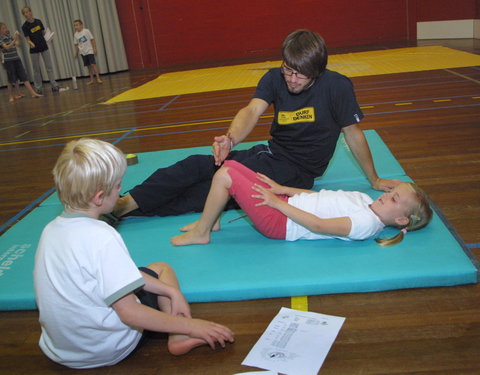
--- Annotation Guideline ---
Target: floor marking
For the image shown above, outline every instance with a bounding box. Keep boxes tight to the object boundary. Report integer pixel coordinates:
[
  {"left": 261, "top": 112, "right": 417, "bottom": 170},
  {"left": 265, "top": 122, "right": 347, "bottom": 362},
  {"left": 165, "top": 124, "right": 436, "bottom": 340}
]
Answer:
[
  {"left": 40, "top": 120, "right": 54, "bottom": 127},
  {"left": 0, "top": 114, "right": 274, "bottom": 147},
  {"left": 14, "top": 131, "right": 31, "bottom": 139},
  {"left": 360, "top": 105, "right": 375, "bottom": 109},
  {"left": 445, "top": 69, "right": 480, "bottom": 84},
  {"left": 395, "top": 102, "right": 413, "bottom": 106},
  {"left": 158, "top": 95, "right": 180, "bottom": 111},
  {"left": 291, "top": 296, "right": 309, "bottom": 311},
  {"left": 433, "top": 99, "right": 452, "bottom": 103}
]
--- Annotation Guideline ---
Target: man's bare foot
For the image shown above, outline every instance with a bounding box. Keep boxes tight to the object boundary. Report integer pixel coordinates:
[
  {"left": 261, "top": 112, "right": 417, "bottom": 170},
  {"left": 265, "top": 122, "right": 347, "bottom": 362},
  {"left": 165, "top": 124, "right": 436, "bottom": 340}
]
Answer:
[
  {"left": 180, "top": 219, "right": 220, "bottom": 232},
  {"left": 167, "top": 334, "right": 208, "bottom": 356},
  {"left": 171, "top": 230, "right": 211, "bottom": 246},
  {"left": 113, "top": 194, "right": 138, "bottom": 217}
]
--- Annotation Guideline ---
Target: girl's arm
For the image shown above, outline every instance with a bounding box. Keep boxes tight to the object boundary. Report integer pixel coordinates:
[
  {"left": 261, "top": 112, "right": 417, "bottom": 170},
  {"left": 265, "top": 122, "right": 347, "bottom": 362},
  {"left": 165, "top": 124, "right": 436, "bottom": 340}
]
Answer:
[
  {"left": 255, "top": 173, "right": 315, "bottom": 197},
  {"left": 252, "top": 183, "right": 352, "bottom": 236}
]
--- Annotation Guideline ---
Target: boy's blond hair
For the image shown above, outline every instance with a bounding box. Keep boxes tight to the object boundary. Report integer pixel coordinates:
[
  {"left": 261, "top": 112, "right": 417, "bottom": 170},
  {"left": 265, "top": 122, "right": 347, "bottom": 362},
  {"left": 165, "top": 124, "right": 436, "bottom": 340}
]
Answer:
[{"left": 53, "top": 138, "right": 127, "bottom": 210}]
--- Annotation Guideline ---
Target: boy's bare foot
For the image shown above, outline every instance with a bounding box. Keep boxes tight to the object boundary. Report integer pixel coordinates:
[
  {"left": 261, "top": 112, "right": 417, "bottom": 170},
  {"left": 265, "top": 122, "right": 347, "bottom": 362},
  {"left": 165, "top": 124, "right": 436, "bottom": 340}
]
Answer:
[
  {"left": 97, "top": 79, "right": 103, "bottom": 83},
  {"left": 167, "top": 334, "right": 208, "bottom": 356},
  {"left": 171, "top": 230, "right": 211, "bottom": 246},
  {"left": 14, "top": 95, "right": 23, "bottom": 99},
  {"left": 180, "top": 219, "right": 220, "bottom": 232},
  {"left": 9, "top": 97, "right": 15, "bottom": 103},
  {"left": 87, "top": 80, "right": 94, "bottom": 85},
  {"left": 32, "top": 93, "right": 43, "bottom": 98}
]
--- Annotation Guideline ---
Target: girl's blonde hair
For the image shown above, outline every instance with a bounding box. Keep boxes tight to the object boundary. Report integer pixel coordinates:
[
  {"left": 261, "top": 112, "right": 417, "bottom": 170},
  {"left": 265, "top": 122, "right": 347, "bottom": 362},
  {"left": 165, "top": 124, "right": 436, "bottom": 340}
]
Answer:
[
  {"left": 375, "top": 182, "right": 433, "bottom": 246},
  {"left": 53, "top": 138, "right": 127, "bottom": 210}
]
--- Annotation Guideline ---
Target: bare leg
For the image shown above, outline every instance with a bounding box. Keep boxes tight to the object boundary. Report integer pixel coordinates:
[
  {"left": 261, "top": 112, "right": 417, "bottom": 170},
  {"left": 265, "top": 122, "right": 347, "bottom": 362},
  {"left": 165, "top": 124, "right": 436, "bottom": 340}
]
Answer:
[
  {"left": 93, "top": 64, "right": 102, "bottom": 83},
  {"left": 24, "top": 81, "right": 43, "bottom": 98},
  {"left": 87, "top": 65, "right": 94, "bottom": 85},
  {"left": 171, "top": 167, "right": 232, "bottom": 246},
  {"left": 113, "top": 194, "right": 139, "bottom": 217},
  {"left": 7, "top": 84, "right": 15, "bottom": 102},
  {"left": 145, "top": 262, "right": 207, "bottom": 355}
]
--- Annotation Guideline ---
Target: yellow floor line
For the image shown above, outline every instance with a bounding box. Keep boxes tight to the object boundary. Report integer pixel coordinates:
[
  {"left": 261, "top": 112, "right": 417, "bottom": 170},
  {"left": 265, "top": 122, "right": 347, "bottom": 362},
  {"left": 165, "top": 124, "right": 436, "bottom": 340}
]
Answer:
[{"left": 106, "top": 46, "right": 480, "bottom": 104}]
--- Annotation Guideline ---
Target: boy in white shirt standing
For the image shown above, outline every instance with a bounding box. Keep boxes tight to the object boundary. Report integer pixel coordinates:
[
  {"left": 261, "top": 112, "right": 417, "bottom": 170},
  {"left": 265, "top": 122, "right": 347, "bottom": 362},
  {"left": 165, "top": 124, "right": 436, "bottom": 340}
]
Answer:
[{"left": 73, "top": 20, "right": 102, "bottom": 85}]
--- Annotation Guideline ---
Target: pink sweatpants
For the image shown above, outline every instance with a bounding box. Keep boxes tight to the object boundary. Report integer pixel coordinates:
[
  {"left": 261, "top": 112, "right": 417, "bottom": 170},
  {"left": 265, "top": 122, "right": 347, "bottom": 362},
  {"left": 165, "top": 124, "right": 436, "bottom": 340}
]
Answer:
[{"left": 224, "top": 160, "right": 287, "bottom": 239}]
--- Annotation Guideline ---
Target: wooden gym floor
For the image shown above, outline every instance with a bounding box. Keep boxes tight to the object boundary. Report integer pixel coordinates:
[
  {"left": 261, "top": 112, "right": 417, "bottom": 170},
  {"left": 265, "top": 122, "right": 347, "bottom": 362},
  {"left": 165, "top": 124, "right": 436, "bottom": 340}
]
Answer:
[{"left": 0, "top": 39, "right": 479, "bottom": 374}]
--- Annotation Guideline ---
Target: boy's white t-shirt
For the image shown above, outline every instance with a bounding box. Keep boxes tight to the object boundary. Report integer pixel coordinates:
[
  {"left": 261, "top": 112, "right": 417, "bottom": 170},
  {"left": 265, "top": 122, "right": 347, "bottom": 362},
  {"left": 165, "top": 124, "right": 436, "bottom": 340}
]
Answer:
[
  {"left": 74, "top": 28, "right": 94, "bottom": 55},
  {"left": 34, "top": 212, "right": 144, "bottom": 369},
  {"left": 286, "top": 189, "right": 385, "bottom": 241}
]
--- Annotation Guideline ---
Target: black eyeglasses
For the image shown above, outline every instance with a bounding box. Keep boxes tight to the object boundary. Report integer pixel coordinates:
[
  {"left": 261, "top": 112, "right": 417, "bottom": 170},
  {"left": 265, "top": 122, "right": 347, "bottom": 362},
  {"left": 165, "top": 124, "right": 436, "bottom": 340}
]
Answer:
[{"left": 281, "top": 63, "right": 309, "bottom": 80}]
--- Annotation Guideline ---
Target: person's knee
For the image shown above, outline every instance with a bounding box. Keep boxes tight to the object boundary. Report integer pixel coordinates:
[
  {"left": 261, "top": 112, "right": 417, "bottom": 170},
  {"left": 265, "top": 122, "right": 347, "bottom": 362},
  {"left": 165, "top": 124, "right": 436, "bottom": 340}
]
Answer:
[
  {"left": 213, "top": 166, "right": 232, "bottom": 187},
  {"left": 146, "top": 262, "right": 172, "bottom": 276}
]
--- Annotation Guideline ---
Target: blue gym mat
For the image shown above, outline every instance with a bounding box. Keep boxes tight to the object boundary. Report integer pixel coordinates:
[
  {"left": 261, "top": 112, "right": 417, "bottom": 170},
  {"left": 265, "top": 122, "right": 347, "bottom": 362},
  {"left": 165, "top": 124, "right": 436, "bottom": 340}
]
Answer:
[{"left": 0, "top": 131, "right": 477, "bottom": 310}]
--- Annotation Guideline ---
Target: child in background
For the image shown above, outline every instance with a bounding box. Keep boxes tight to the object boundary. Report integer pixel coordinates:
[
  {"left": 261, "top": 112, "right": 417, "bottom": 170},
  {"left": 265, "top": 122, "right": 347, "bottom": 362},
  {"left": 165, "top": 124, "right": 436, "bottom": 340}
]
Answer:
[
  {"left": 171, "top": 160, "right": 432, "bottom": 246},
  {"left": 0, "top": 22, "right": 43, "bottom": 102},
  {"left": 21, "top": 6, "right": 61, "bottom": 93},
  {"left": 73, "top": 20, "right": 102, "bottom": 85},
  {"left": 34, "top": 139, "right": 234, "bottom": 369}
]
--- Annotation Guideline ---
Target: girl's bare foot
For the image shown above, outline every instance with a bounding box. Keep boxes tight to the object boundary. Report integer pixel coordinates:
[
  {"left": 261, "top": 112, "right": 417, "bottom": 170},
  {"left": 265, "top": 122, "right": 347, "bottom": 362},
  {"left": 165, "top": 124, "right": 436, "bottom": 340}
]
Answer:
[
  {"left": 167, "top": 334, "right": 208, "bottom": 356},
  {"left": 171, "top": 230, "right": 211, "bottom": 246},
  {"left": 180, "top": 219, "right": 220, "bottom": 232},
  {"left": 87, "top": 80, "right": 94, "bottom": 85},
  {"left": 97, "top": 79, "right": 103, "bottom": 83},
  {"left": 9, "top": 97, "right": 15, "bottom": 103},
  {"left": 32, "top": 93, "right": 43, "bottom": 98}
]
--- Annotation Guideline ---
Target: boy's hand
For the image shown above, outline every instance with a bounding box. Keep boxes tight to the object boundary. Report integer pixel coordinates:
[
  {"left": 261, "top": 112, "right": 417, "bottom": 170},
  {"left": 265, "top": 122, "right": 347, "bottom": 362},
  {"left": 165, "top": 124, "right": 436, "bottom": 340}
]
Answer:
[
  {"left": 188, "top": 319, "right": 235, "bottom": 349},
  {"left": 28, "top": 40, "right": 35, "bottom": 48}
]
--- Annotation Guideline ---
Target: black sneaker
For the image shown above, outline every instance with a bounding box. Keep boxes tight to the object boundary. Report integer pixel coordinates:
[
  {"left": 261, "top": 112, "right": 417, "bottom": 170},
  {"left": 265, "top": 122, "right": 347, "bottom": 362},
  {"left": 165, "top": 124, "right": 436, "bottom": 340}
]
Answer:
[{"left": 51, "top": 86, "right": 60, "bottom": 92}]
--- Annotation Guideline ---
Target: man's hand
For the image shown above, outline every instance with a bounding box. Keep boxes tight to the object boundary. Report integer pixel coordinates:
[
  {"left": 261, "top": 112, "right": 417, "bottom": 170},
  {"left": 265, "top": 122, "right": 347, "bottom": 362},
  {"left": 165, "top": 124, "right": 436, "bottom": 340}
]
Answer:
[
  {"left": 372, "top": 177, "right": 402, "bottom": 191},
  {"left": 212, "top": 135, "right": 231, "bottom": 166}
]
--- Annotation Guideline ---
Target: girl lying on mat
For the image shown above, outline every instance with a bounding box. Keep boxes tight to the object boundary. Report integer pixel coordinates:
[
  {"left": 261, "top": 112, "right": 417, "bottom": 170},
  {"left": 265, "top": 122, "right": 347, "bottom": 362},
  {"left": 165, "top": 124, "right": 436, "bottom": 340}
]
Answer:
[{"left": 171, "top": 160, "right": 432, "bottom": 247}]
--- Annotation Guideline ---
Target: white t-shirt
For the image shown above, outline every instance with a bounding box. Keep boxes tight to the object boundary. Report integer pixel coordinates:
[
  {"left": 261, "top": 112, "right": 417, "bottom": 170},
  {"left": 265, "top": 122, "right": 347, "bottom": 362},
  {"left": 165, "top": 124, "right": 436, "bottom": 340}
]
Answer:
[
  {"left": 286, "top": 189, "right": 385, "bottom": 241},
  {"left": 74, "top": 28, "right": 94, "bottom": 55},
  {"left": 34, "top": 212, "right": 144, "bottom": 369}
]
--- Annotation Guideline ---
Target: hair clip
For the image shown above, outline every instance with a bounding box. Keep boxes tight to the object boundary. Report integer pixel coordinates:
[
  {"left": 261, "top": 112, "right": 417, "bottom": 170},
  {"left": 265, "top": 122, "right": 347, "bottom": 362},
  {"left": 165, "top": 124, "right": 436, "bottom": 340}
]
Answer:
[{"left": 401, "top": 228, "right": 408, "bottom": 235}]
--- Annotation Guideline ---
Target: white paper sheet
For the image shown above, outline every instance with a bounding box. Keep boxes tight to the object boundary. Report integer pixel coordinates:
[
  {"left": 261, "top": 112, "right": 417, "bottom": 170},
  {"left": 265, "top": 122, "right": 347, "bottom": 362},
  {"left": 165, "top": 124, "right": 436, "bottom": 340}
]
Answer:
[{"left": 242, "top": 307, "right": 345, "bottom": 375}]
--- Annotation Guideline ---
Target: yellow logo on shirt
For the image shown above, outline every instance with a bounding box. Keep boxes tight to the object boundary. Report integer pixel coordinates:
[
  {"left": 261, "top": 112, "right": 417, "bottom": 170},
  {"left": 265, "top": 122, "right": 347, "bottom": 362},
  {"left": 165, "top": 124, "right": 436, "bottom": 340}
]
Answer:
[
  {"left": 278, "top": 107, "right": 315, "bottom": 124},
  {"left": 30, "top": 25, "right": 41, "bottom": 33}
]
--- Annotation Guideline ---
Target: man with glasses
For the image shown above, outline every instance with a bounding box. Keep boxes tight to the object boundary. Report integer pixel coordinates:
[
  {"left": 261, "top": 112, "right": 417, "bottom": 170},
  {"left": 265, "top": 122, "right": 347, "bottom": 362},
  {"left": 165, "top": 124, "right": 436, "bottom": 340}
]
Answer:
[{"left": 112, "top": 29, "right": 399, "bottom": 219}]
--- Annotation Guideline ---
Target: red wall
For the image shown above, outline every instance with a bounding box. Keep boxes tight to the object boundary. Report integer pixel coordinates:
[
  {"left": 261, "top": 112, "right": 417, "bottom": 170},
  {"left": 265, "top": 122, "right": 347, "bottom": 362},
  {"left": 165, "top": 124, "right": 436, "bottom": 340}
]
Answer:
[
  {"left": 115, "top": 0, "right": 478, "bottom": 69},
  {"left": 416, "top": 0, "right": 478, "bottom": 22}
]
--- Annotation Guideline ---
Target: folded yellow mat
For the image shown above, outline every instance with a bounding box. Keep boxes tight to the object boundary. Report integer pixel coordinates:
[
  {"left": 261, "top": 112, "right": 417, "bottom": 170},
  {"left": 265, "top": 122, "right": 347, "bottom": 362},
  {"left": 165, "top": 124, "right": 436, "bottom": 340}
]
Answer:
[{"left": 106, "top": 46, "right": 480, "bottom": 104}]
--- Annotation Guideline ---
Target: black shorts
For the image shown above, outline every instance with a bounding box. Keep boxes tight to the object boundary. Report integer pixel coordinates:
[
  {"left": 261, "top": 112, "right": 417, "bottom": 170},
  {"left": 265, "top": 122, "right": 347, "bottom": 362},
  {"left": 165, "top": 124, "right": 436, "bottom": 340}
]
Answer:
[
  {"left": 129, "top": 266, "right": 162, "bottom": 354},
  {"left": 81, "top": 54, "right": 96, "bottom": 67},
  {"left": 136, "top": 266, "right": 160, "bottom": 310},
  {"left": 4, "top": 59, "right": 28, "bottom": 84}
]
